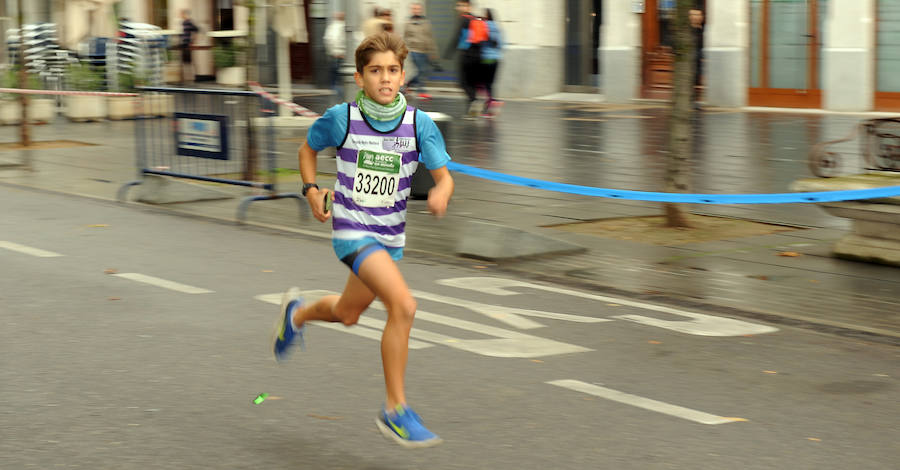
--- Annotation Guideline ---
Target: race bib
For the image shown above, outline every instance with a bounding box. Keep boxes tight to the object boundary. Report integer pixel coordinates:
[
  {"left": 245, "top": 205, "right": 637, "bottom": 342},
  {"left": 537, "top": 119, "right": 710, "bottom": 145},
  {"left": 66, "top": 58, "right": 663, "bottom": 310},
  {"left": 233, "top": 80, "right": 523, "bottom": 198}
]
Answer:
[{"left": 352, "top": 150, "right": 401, "bottom": 207}]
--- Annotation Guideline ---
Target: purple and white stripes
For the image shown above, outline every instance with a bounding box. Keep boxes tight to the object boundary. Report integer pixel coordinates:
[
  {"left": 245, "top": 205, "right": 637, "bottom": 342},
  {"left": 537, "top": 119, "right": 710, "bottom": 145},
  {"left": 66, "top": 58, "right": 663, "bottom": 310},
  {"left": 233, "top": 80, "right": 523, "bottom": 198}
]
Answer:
[{"left": 333, "top": 104, "right": 418, "bottom": 248}]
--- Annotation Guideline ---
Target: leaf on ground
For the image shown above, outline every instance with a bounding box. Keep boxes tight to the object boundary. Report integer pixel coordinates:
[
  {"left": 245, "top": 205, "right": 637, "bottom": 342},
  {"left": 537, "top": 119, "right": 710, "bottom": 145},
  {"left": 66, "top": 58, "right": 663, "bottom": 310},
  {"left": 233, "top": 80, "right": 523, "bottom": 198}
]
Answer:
[
  {"left": 763, "top": 370, "right": 778, "bottom": 374},
  {"left": 807, "top": 437, "right": 821, "bottom": 442},
  {"left": 104, "top": 268, "right": 118, "bottom": 274},
  {"left": 648, "top": 340, "right": 662, "bottom": 344},
  {"left": 778, "top": 251, "right": 802, "bottom": 257}
]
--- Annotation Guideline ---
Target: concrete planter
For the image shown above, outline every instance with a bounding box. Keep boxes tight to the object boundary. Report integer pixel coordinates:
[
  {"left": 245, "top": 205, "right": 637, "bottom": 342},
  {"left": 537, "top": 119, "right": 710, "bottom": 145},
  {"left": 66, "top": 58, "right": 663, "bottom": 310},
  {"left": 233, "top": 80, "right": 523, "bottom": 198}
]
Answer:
[
  {"left": 141, "top": 94, "right": 175, "bottom": 117},
  {"left": 216, "top": 66, "right": 245, "bottom": 86},
  {"left": 164, "top": 62, "right": 181, "bottom": 84},
  {"left": 107, "top": 96, "right": 139, "bottom": 120},
  {"left": 28, "top": 98, "right": 56, "bottom": 123},
  {"left": 0, "top": 99, "right": 21, "bottom": 124},
  {"left": 65, "top": 95, "right": 106, "bottom": 122},
  {"left": 792, "top": 173, "right": 900, "bottom": 266}
]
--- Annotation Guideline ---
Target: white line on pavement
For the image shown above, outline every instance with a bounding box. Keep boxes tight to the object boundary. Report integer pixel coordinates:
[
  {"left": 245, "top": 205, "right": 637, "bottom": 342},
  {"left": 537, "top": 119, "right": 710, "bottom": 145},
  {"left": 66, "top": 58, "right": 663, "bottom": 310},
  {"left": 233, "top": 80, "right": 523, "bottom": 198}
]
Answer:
[
  {"left": 547, "top": 379, "right": 746, "bottom": 425},
  {"left": 0, "top": 241, "right": 63, "bottom": 258},
  {"left": 439, "top": 277, "right": 779, "bottom": 336},
  {"left": 113, "top": 273, "right": 214, "bottom": 294}
]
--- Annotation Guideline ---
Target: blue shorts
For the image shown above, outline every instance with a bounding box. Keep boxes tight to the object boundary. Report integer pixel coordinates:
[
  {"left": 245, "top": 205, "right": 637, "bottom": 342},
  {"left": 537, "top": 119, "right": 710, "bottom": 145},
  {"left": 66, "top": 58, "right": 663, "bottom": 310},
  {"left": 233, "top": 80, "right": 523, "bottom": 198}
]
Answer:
[{"left": 332, "top": 237, "right": 403, "bottom": 275}]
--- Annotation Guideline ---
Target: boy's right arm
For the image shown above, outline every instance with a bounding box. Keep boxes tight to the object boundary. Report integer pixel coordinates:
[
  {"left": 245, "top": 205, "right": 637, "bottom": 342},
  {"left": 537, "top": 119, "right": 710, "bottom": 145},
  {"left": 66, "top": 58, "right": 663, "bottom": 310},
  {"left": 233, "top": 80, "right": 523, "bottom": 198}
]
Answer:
[{"left": 299, "top": 142, "right": 330, "bottom": 222}]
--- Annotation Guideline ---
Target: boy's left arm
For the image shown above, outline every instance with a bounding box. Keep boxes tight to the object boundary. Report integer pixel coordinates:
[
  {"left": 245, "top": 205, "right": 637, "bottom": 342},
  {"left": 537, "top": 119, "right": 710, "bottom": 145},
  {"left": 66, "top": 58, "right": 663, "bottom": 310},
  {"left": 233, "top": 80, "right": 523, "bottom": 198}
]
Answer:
[{"left": 427, "top": 166, "right": 454, "bottom": 218}]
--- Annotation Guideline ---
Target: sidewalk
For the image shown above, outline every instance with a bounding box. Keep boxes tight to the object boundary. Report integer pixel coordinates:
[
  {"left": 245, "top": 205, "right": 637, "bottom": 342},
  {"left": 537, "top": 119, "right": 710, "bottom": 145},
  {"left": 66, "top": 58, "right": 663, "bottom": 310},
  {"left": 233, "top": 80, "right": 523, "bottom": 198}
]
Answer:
[{"left": 1, "top": 92, "right": 897, "bottom": 345}]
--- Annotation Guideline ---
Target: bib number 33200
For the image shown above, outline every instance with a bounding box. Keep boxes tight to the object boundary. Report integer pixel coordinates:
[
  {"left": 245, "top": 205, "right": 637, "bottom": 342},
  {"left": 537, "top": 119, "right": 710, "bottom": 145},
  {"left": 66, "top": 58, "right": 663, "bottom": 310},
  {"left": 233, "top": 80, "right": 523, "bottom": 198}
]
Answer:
[{"left": 352, "top": 150, "right": 401, "bottom": 208}]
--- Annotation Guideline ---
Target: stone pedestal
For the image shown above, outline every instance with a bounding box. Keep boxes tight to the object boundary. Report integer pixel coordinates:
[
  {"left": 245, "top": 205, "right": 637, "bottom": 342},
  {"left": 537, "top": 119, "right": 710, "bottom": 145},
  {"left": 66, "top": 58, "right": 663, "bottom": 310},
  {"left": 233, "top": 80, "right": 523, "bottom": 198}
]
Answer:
[{"left": 792, "top": 173, "right": 900, "bottom": 266}]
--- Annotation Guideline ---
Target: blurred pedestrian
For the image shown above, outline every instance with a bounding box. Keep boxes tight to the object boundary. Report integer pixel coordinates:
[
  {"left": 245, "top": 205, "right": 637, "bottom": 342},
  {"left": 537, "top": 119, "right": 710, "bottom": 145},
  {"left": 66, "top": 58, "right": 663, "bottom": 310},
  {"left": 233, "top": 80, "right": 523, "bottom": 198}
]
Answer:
[
  {"left": 323, "top": 11, "right": 347, "bottom": 100},
  {"left": 690, "top": 7, "right": 704, "bottom": 109},
  {"left": 380, "top": 9, "right": 395, "bottom": 33},
  {"left": 403, "top": 2, "right": 438, "bottom": 99},
  {"left": 444, "top": 0, "right": 484, "bottom": 118},
  {"left": 179, "top": 9, "right": 199, "bottom": 84},
  {"left": 362, "top": 7, "right": 392, "bottom": 37},
  {"left": 478, "top": 8, "right": 503, "bottom": 115}
]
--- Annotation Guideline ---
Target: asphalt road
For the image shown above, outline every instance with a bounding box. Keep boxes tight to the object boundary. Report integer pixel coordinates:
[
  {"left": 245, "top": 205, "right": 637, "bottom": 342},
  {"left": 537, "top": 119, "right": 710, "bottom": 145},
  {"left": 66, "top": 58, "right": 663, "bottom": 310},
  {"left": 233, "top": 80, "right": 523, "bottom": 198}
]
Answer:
[{"left": 1, "top": 185, "right": 897, "bottom": 470}]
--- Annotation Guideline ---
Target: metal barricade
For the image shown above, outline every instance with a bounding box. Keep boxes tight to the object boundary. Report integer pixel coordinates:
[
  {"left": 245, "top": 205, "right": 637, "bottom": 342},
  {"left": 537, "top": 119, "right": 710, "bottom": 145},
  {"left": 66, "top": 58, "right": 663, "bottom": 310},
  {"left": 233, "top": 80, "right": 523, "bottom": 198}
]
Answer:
[
  {"left": 117, "top": 86, "right": 302, "bottom": 222},
  {"left": 808, "top": 117, "right": 900, "bottom": 177}
]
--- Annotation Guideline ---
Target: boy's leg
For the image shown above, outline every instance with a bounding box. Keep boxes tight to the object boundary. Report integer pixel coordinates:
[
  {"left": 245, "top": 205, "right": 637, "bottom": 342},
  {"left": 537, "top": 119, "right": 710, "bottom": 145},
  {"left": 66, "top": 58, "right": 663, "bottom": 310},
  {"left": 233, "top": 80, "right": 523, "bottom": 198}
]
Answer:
[
  {"left": 292, "top": 273, "right": 376, "bottom": 328},
  {"left": 353, "top": 249, "right": 416, "bottom": 409}
]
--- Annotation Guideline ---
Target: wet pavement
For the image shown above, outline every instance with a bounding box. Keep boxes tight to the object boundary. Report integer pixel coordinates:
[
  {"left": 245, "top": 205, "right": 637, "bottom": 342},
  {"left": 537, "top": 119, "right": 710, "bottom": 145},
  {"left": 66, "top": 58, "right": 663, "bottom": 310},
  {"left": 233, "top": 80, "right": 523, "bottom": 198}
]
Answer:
[{"left": 0, "top": 88, "right": 898, "bottom": 344}]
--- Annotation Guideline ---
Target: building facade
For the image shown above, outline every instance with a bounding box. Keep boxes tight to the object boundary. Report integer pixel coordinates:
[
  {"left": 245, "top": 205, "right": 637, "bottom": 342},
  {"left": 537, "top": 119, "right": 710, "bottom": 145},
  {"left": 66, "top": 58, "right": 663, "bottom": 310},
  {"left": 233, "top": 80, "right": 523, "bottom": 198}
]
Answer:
[
  {"left": 605, "top": 0, "right": 900, "bottom": 111},
  {"left": 4, "top": 1, "right": 897, "bottom": 111}
]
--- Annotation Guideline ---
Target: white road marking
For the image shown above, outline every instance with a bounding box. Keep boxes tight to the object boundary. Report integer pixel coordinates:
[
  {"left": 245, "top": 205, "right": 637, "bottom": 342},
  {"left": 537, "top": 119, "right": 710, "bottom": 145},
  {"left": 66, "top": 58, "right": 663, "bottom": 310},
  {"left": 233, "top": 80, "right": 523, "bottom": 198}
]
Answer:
[
  {"left": 411, "top": 289, "right": 612, "bottom": 329},
  {"left": 253, "top": 294, "right": 433, "bottom": 349},
  {"left": 547, "top": 379, "right": 745, "bottom": 425},
  {"left": 438, "top": 277, "right": 779, "bottom": 336},
  {"left": 255, "top": 290, "right": 591, "bottom": 358},
  {"left": 113, "top": 273, "right": 214, "bottom": 294},
  {"left": 0, "top": 241, "right": 63, "bottom": 258}
]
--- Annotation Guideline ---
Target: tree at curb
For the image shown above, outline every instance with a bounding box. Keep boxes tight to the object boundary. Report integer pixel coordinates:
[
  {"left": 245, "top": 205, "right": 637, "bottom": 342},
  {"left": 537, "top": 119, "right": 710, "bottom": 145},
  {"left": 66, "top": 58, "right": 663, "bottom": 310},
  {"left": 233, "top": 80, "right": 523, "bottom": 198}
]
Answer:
[
  {"left": 17, "top": 0, "right": 29, "bottom": 147},
  {"left": 664, "top": 0, "right": 699, "bottom": 228},
  {"left": 240, "top": 0, "right": 259, "bottom": 183}
]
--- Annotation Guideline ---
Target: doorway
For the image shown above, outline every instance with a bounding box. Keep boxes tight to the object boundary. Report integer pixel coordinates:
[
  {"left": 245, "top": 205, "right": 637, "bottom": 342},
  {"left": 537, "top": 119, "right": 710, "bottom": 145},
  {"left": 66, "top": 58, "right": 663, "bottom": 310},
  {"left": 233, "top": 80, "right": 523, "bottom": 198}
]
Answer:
[
  {"left": 564, "top": 0, "right": 602, "bottom": 91},
  {"left": 748, "top": 0, "right": 827, "bottom": 108},
  {"left": 640, "top": 0, "right": 676, "bottom": 98}
]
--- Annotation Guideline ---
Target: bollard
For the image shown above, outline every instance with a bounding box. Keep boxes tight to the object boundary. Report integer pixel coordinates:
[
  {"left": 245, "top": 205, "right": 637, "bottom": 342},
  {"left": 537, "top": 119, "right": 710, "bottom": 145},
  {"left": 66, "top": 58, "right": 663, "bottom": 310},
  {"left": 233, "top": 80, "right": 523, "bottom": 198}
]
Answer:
[{"left": 410, "top": 112, "right": 450, "bottom": 199}]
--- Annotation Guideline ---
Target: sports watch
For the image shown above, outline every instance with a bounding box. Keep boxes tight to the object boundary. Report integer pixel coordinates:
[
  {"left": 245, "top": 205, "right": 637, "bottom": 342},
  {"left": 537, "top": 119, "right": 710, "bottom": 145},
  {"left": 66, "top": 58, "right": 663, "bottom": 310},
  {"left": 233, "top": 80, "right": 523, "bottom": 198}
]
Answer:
[{"left": 301, "top": 183, "right": 319, "bottom": 197}]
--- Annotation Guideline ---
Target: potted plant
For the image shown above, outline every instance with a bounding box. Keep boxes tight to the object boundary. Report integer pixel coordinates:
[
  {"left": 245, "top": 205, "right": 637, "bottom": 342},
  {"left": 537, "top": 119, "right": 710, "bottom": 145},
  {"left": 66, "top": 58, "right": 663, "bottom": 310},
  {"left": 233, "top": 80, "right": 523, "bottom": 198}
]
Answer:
[
  {"left": 0, "top": 69, "right": 55, "bottom": 124},
  {"left": 25, "top": 73, "right": 56, "bottom": 124},
  {"left": 107, "top": 72, "right": 140, "bottom": 120},
  {"left": 164, "top": 47, "right": 181, "bottom": 84},
  {"left": 0, "top": 69, "right": 22, "bottom": 125},
  {"left": 64, "top": 64, "right": 107, "bottom": 122},
  {"left": 214, "top": 40, "right": 245, "bottom": 86}
]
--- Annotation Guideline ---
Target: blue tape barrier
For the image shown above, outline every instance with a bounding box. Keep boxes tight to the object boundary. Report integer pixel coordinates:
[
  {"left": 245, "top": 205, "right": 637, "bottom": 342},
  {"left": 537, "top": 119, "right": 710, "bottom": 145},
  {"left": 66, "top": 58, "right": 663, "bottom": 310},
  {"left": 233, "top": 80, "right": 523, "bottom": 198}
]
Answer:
[{"left": 446, "top": 162, "right": 900, "bottom": 204}]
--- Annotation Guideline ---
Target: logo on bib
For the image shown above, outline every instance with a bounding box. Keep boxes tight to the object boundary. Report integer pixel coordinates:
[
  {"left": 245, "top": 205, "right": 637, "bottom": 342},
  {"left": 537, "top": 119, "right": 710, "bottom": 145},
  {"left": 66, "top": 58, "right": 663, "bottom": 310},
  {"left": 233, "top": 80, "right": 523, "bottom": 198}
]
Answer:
[{"left": 383, "top": 137, "right": 414, "bottom": 152}]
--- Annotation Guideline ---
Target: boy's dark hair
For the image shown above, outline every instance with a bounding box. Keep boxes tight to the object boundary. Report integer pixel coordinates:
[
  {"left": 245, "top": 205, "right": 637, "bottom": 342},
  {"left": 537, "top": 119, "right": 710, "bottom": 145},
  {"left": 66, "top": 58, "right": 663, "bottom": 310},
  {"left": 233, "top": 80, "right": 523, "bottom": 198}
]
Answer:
[{"left": 355, "top": 32, "right": 409, "bottom": 72}]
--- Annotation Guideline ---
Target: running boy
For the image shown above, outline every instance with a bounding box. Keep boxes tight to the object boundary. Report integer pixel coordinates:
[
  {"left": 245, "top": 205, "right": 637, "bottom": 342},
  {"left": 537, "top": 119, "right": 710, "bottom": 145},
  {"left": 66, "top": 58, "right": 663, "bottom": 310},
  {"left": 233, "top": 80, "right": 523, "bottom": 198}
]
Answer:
[{"left": 273, "top": 32, "right": 454, "bottom": 448}]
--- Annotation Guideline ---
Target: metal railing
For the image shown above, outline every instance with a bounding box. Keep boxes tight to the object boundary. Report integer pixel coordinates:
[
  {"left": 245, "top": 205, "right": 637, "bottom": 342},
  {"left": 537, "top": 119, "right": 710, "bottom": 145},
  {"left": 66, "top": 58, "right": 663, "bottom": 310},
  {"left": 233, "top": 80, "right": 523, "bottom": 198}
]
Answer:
[{"left": 117, "top": 86, "right": 303, "bottom": 222}]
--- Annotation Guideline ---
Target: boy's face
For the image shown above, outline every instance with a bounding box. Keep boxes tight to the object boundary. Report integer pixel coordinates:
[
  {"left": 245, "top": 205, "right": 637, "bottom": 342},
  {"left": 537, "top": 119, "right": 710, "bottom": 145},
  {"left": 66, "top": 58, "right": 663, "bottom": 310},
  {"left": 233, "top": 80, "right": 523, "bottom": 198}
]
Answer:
[{"left": 354, "top": 51, "right": 405, "bottom": 105}]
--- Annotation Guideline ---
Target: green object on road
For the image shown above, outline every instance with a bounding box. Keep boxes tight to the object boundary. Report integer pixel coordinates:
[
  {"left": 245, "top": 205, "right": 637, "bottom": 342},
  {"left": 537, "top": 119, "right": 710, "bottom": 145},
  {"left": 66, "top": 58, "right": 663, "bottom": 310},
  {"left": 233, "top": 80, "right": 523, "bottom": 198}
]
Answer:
[{"left": 253, "top": 393, "right": 269, "bottom": 404}]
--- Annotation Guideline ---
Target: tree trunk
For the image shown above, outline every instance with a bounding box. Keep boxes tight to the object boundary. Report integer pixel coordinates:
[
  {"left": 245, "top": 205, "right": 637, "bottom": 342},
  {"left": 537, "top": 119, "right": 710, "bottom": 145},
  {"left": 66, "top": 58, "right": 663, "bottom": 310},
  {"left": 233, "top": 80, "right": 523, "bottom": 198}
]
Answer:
[
  {"left": 663, "top": 0, "right": 697, "bottom": 228},
  {"left": 242, "top": 0, "right": 259, "bottom": 182},
  {"left": 17, "top": 0, "right": 30, "bottom": 147}
]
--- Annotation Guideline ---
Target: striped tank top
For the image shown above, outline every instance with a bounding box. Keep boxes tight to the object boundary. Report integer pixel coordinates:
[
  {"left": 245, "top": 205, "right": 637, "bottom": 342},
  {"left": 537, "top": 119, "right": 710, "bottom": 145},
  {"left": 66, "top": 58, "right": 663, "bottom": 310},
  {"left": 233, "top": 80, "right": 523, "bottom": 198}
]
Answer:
[{"left": 333, "top": 103, "right": 419, "bottom": 248}]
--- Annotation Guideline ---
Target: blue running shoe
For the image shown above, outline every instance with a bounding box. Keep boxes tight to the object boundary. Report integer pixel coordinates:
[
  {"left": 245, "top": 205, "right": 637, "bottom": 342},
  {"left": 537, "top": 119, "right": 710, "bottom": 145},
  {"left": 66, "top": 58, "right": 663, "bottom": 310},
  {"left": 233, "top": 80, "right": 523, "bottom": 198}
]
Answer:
[
  {"left": 375, "top": 405, "right": 442, "bottom": 448},
  {"left": 272, "top": 287, "right": 304, "bottom": 362}
]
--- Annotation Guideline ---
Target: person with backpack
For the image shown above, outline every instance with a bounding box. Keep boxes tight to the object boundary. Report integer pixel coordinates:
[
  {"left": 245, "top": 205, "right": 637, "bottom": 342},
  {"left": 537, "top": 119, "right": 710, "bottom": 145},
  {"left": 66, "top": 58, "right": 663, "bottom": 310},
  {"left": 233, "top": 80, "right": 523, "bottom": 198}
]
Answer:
[
  {"left": 444, "top": 0, "right": 488, "bottom": 118},
  {"left": 479, "top": 8, "right": 503, "bottom": 116}
]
